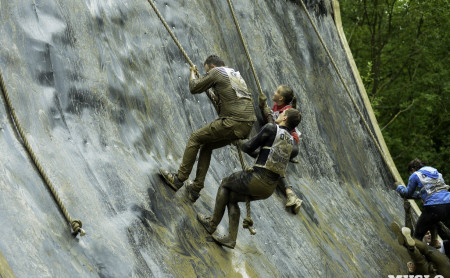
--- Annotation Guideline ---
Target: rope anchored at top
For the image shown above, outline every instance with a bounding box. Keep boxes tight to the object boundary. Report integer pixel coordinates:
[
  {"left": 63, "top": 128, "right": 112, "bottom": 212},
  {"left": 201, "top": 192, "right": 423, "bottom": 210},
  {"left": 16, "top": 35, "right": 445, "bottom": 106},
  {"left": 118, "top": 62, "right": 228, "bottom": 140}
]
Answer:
[
  {"left": 0, "top": 69, "right": 85, "bottom": 237},
  {"left": 225, "top": 0, "right": 265, "bottom": 100},
  {"left": 146, "top": 0, "right": 220, "bottom": 111}
]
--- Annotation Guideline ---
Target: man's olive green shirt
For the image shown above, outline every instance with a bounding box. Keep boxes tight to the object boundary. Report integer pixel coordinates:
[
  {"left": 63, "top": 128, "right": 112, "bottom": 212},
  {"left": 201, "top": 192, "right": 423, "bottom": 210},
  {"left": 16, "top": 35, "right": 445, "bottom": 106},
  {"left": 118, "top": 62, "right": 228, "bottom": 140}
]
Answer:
[{"left": 189, "top": 67, "right": 256, "bottom": 122}]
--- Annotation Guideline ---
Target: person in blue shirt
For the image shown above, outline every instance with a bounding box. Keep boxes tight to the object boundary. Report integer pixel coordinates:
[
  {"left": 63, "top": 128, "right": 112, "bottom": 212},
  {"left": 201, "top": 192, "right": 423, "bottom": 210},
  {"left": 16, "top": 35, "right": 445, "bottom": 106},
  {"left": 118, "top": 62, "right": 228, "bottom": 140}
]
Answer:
[{"left": 396, "top": 158, "right": 450, "bottom": 240}]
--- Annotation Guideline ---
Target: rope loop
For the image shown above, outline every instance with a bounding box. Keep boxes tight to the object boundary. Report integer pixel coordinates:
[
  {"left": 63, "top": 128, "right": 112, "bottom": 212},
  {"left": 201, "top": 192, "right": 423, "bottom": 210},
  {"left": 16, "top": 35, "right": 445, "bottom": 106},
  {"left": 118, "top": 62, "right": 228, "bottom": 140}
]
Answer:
[
  {"left": 71, "top": 219, "right": 86, "bottom": 237},
  {"left": 243, "top": 197, "right": 256, "bottom": 235},
  {"left": 243, "top": 217, "right": 256, "bottom": 235}
]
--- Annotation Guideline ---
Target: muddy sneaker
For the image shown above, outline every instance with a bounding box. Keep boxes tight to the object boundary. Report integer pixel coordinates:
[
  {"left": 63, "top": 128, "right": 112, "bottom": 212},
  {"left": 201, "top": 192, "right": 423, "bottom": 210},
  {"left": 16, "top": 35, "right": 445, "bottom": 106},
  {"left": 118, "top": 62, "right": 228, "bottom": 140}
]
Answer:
[
  {"left": 402, "top": 227, "right": 415, "bottom": 247},
  {"left": 197, "top": 214, "right": 217, "bottom": 234},
  {"left": 292, "top": 199, "right": 303, "bottom": 214},
  {"left": 212, "top": 234, "right": 236, "bottom": 249},
  {"left": 186, "top": 182, "right": 200, "bottom": 202},
  {"left": 390, "top": 222, "right": 405, "bottom": 246},
  {"left": 159, "top": 169, "right": 183, "bottom": 191},
  {"left": 285, "top": 192, "right": 297, "bottom": 207}
]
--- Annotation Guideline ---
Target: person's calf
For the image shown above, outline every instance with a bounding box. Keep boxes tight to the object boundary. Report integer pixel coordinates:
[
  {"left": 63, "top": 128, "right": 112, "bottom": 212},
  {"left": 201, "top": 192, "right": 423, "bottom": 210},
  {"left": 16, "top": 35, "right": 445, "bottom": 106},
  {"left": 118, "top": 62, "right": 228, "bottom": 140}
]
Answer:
[
  {"left": 209, "top": 186, "right": 230, "bottom": 225},
  {"left": 211, "top": 203, "right": 240, "bottom": 249}
]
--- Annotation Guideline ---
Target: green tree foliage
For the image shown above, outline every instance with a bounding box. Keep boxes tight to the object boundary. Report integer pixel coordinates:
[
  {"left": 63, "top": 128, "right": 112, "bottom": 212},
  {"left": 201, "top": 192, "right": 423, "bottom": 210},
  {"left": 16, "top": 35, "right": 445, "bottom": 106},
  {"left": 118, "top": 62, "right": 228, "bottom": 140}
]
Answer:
[{"left": 340, "top": 0, "right": 450, "bottom": 181}]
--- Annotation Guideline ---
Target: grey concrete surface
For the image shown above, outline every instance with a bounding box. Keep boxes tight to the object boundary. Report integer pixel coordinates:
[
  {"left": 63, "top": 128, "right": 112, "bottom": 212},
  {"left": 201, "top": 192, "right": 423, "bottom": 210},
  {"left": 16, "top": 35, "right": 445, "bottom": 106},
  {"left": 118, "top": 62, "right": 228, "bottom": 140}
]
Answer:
[{"left": 0, "top": 0, "right": 409, "bottom": 277}]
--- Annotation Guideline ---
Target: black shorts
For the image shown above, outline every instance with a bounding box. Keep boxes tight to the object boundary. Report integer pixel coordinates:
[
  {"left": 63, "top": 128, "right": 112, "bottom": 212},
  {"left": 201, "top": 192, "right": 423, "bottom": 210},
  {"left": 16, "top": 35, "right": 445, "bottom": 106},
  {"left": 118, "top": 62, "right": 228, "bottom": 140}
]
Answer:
[{"left": 221, "top": 167, "right": 280, "bottom": 200}]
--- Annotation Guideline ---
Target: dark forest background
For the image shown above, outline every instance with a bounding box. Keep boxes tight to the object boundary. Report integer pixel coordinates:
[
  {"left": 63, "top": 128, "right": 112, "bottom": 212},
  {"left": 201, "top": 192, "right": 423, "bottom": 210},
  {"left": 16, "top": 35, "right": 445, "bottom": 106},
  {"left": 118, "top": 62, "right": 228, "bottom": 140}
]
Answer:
[{"left": 339, "top": 0, "right": 449, "bottom": 182}]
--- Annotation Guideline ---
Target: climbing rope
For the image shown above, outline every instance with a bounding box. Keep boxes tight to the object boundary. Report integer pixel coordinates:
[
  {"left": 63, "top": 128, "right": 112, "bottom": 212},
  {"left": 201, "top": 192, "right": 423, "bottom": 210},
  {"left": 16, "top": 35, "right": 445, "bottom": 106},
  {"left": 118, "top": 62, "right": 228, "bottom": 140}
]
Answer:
[
  {"left": 225, "top": 0, "right": 276, "bottom": 236},
  {"left": 0, "top": 70, "right": 85, "bottom": 237},
  {"left": 234, "top": 139, "right": 256, "bottom": 234},
  {"left": 146, "top": 0, "right": 220, "bottom": 112},
  {"left": 243, "top": 197, "right": 256, "bottom": 235},
  {"left": 146, "top": 0, "right": 255, "bottom": 234},
  {"left": 236, "top": 142, "right": 247, "bottom": 171},
  {"left": 225, "top": 0, "right": 265, "bottom": 100},
  {"left": 146, "top": 2, "right": 191, "bottom": 66},
  {"left": 296, "top": 0, "right": 395, "bottom": 178}
]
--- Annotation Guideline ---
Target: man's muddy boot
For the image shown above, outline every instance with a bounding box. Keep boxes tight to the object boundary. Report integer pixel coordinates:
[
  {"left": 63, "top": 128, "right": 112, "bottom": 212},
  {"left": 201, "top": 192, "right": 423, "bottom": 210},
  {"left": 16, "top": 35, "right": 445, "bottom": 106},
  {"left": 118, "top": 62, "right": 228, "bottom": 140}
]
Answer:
[
  {"left": 292, "top": 199, "right": 303, "bottom": 214},
  {"left": 197, "top": 214, "right": 217, "bottom": 234},
  {"left": 212, "top": 204, "right": 239, "bottom": 249},
  {"left": 285, "top": 192, "right": 297, "bottom": 207},
  {"left": 401, "top": 227, "right": 415, "bottom": 247},
  {"left": 186, "top": 181, "right": 201, "bottom": 202},
  {"left": 159, "top": 169, "right": 183, "bottom": 191},
  {"left": 390, "top": 222, "right": 405, "bottom": 246},
  {"left": 391, "top": 222, "right": 415, "bottom": 248}
]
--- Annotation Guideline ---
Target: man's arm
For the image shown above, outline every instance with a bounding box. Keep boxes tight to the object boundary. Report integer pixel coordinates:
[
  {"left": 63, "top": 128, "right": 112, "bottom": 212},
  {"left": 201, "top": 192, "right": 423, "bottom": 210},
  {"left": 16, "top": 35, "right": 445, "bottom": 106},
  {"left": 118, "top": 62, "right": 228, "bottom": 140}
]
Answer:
[{"left": 189, "top": 68, "right": 218, "bottom": 94}]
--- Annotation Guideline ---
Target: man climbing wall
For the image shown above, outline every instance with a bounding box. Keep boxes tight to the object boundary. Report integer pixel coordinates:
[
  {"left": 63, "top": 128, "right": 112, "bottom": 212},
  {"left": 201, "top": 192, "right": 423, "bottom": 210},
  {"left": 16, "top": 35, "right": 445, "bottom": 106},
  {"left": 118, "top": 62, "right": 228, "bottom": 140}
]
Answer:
[{"left": 160, "top": 55, "right": 256, "bottom": 202}]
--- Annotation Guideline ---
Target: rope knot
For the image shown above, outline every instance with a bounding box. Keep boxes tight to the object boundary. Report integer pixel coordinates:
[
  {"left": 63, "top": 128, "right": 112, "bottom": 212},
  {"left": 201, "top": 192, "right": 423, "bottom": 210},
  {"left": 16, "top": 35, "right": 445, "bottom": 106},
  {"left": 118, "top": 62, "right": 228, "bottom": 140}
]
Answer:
[
  {"left": 243, "top": 217, "right": 256, "bottom": 235},
  {"left": 71, "top": 219, "right": 86, "bottom": 237}
]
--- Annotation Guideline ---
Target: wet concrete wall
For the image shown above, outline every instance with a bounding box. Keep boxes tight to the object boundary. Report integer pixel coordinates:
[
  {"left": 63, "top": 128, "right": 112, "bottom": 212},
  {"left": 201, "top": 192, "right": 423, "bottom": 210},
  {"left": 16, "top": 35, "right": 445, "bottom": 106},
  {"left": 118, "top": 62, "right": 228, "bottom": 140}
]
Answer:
[{"left": 0, "top": 0, "right": 410, "bottom": 277}]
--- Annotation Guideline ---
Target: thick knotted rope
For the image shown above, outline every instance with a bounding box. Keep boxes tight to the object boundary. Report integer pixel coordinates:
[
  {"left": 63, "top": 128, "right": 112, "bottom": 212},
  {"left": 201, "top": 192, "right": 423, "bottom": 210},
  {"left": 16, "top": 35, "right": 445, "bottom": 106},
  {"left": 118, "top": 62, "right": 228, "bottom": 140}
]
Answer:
[{"left": 0, "top": 70, "right": 85, "bottom": 237}]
